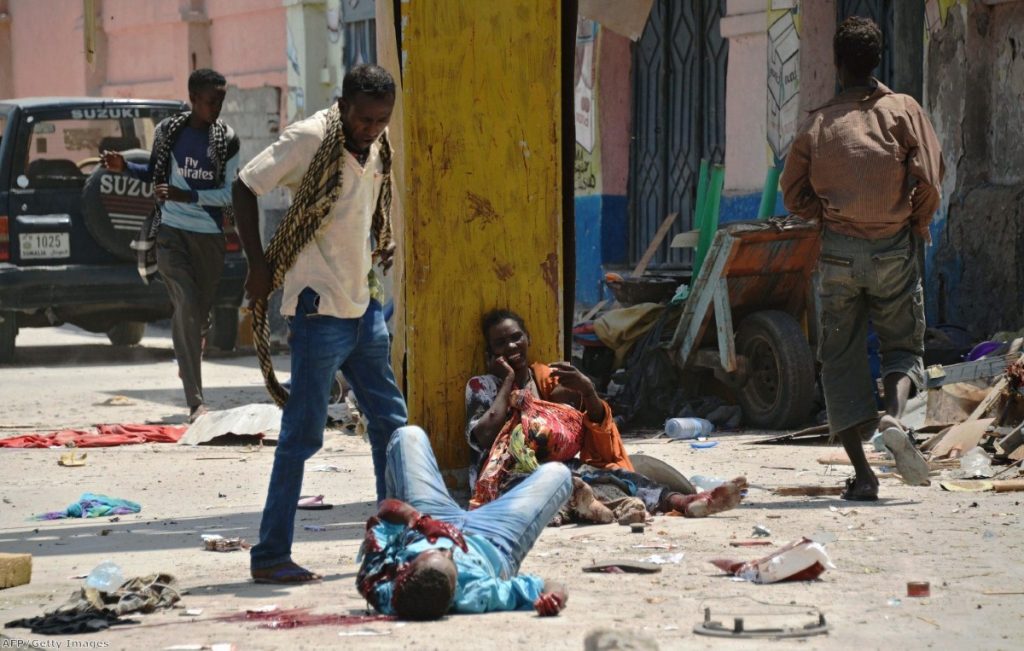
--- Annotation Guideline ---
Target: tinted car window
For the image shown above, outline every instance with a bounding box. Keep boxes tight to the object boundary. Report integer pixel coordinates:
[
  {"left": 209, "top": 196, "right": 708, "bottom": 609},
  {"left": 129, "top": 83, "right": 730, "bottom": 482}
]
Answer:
[{"left": 18, "top": 110, "right": 170, "bottom": 190}]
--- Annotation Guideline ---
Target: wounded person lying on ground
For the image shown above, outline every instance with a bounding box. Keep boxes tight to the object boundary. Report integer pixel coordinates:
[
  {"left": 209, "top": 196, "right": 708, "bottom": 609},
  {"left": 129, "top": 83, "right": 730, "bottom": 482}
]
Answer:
[
  {"left": 465, "top": 309, "right": 746, "bottom": 525},
  {"left": 357, "top": 427, "right": 569, "bottom": 619}
]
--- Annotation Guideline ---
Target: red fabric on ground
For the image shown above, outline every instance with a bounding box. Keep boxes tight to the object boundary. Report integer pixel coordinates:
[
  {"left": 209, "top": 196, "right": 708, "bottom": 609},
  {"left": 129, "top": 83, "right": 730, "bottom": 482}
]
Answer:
[{"left": 0, "top": 424, "right": 187, "bottom": 448}]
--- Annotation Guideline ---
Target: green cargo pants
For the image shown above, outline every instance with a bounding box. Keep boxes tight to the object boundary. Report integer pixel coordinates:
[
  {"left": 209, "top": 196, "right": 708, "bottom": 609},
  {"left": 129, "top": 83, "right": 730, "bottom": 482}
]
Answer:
[{"left": 816, "top": 227, "right": 925, "bottom": 434}]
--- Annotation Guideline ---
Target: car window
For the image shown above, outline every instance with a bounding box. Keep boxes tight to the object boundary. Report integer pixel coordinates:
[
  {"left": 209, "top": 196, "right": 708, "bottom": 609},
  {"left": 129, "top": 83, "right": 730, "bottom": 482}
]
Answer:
[
  {"left": 17, "top": 110, "right": 171, "bottom": 190},
  {"left": 0, "top": 109, "right": 8, "bottom": 150}
]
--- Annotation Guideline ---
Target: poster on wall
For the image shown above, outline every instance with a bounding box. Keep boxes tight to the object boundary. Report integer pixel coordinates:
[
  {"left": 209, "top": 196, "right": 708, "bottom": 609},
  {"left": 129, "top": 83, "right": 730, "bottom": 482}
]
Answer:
[
  {"left": 574, "top": 20, "right": 596, "bottom": 153},
  {"left": 767, "top": 7, "right": 799, "bottom": 161},
  {"left": 574, "top": 19, "right": 601, "bottom": 194}
]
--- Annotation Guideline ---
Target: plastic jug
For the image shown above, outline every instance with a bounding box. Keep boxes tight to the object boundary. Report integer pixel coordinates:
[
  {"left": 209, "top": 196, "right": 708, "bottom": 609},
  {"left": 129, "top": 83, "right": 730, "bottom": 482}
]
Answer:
[
  {"left": 85, "top": 561, "right": 124, "bottom": 592},
  {"left": 665, "top": 417, "right": 713, "bottom": 441}
]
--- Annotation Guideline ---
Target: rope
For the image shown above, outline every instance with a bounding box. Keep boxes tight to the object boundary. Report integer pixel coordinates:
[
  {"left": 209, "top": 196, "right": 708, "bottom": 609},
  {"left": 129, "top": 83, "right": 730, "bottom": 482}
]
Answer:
[{"left": 252, "top": 105, "right": 394, "bottom": 406}]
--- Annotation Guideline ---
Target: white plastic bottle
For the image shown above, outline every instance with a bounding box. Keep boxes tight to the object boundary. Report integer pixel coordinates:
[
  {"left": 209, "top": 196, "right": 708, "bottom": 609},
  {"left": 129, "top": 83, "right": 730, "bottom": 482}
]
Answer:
[
  {"left": 665, "top": 417, "right": 714, "bottom": 440},
  {"left": 85, "top": 560, "right": 124, "bottom": 592}
]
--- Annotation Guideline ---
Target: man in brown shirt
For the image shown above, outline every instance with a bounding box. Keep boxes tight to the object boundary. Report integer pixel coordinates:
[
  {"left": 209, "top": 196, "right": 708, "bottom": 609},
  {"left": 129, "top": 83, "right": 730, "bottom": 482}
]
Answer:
[{"left": 781, "top": 16, "right": 943, "bottom": 501}]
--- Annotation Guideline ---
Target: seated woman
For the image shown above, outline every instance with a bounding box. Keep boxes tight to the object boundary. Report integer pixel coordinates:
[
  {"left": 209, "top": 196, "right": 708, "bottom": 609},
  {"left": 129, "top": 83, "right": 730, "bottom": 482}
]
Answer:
[{"left": 465, "top": 309, "right": 745, "bottom": 524}]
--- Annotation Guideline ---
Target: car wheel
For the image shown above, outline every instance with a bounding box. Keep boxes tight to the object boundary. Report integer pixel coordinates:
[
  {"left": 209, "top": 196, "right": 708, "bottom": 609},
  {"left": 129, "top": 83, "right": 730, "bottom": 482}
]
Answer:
[
  {"left": 107, "top": 321, "right": 146, "bottom": 347},
  {"left": 210, "top": 307, "right": 239, "bottom": 351},
  {"left": 0, "top": 311, "right": 17, "bottom": 363},
  {"left": 735, "top": 310, "right": 816, "bottom": 429}
]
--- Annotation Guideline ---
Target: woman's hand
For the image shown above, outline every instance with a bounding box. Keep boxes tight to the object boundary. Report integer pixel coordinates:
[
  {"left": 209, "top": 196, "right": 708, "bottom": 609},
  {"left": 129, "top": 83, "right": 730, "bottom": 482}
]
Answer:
[
  {"left": 548, "top": 362, "right": 605, "bottom": 423},
  {"left": 487, "top": 354, "right": 514, "bottom": 383}
]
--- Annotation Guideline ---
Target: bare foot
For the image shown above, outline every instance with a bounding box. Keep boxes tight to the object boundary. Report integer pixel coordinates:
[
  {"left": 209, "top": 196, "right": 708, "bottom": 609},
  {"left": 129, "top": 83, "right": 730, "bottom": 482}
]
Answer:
[
  {"left": 680, "top": 476, "right": 746, "bottom": 518},
  {"left": 569, "top": 478, "right": 614, "bottom": 524}
]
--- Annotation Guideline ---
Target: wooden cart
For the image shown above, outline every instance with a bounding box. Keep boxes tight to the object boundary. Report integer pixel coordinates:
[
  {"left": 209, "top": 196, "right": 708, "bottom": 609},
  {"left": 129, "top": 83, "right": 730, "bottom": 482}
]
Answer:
[{"left": 667, "top": 219, "right": 821, "bottom": 429}]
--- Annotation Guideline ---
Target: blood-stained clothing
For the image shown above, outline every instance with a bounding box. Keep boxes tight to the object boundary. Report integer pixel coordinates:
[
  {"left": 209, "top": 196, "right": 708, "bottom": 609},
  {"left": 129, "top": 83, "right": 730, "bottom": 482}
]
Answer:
[{"left": 356, "top": 519, "right": 544, "bottom": 615}]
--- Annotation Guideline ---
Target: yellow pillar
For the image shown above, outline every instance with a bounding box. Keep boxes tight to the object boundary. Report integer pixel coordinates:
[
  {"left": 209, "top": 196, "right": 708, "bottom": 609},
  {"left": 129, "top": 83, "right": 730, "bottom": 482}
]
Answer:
[{"left": 399, "top": 0, "right": 565, "bottom": 482}]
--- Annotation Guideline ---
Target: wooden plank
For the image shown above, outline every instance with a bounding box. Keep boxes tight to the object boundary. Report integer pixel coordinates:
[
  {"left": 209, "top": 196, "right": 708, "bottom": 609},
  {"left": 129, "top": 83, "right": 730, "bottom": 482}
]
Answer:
[
  {"left": 772, "top": 485, "right": 844, "bottom": 496},
  {"left": 713, "top": 277, "right": 736, "bottom": 372},
  {"left": 817, "top": 453, "right": 958, "bottom": 470},
  {"left": 930, "top": 418, "right": 995, "bottom": 459},
  {"left": 669, "top": 232, "right": 737, "bottom": 367},
  {"left": 580, "top": 299, "right": 607, "bottom": 322},
  {"left": 400, "top": 0, "right": 564, "bottom": 477},
  {"left": 967, "top": 378, "right": 1007, "bottom": 421},
  {"left": 631, "top": 212, "right": 679, "bottom": 277},
  {"left": 992, "top": 479, "right": 1024, "bottom": 493}
]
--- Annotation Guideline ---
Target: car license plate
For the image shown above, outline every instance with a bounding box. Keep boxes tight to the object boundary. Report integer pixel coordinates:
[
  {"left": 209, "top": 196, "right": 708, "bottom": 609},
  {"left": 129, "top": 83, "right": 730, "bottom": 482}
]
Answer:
[{"left": 19, "top": 232, "right": 70, "bottom": 259}]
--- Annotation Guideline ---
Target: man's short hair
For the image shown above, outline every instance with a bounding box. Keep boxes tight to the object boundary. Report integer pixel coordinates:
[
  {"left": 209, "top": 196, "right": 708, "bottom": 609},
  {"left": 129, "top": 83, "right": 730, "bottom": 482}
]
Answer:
[
  {"left": 342, "top": 64, "right": 396, "bottom": 100},
  {"left": 391, "top": 565, "right": 454, "bottom": 620},
  {"left": 188, "top": 68, "right": 227, "bottom": 95},
  {"left": 834, "top": 16, "right": 883, "bottom": 78}
]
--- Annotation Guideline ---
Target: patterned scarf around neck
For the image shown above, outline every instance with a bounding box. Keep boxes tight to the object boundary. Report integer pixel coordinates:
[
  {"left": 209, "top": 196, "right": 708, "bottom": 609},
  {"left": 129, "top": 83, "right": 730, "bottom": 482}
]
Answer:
[
  {"left": 130, "top": 111, "right": 232, "bottom": 283},
  {"left": 254, "top": 103, "right": 395, "bottom": 406}
]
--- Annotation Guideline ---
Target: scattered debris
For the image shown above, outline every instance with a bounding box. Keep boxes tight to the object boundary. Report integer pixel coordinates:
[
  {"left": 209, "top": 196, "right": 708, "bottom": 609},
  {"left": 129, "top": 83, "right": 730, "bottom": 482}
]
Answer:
[
  {"left": 58, "top": 451, "right": 88, "bottom": 467},
  {"left": 585, "top": 628, "right": 660, "bottom": 651},
  {"left": 0, "top": 424, "right": 186, "bottom": 449},
  {"left": 629, "top": 523, "right": 645, "bottom": 534},
  {"left": 641, "top": 553, "right": 684, "bottom": 565},
  {"left": 33, "top": 493, "right": 141, "bottom": 520},
  {"left": 181, "top": 608, "right": 204, "bottom": 617},
  {"left": 710, "top": 538, "right": 835, "bottom": 584},
  {"left": 297, "top": 495, "right": 333, "bottom": 510},
  {"left": 772, "top": 485, "right": 844, "bottom": 497},
  {"left": 310, "top": 465, "right": 345, "bottom": 473},
  {"left": 752, "top": 525, "right": 771, "bottom": 538},
  {"left": 94, "top": 395, "right": 136, "bottom": 407},
  {"left": 907, "top": 581, "right": 930, "bottom": 598},
  {"left": 729, "top": 541, "right": 774, "bottom": 547},
  {"left": 201, "top": 535, "right": 251, "bottom": 552},
  {"left": 693, "top": 599, "right": 829, "bottom": 639},
  {"left": 940, "top": 480, "right": 1024, "bottom": 493},
  {"left": 179, "top": 403, "right": 281, "bottom": 446},
  {"left": 303, "top": 525, "right": 326, "bottom": 532},
  {"left": 6, "top": 573, "right": 180, "bottom": 634},
  {"left": 0, "top": 552, "right": 32, "bottom": 589},
  {"left": 583, "top": 560, "right": 661, "bottom": 574}
]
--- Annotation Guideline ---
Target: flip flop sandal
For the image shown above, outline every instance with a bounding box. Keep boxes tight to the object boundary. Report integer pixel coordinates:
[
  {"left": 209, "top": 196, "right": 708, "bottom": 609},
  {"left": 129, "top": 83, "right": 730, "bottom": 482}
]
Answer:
[
  {"left": 297, "top": 495, "right": 333, "bottom": 510},
  {"left": 881, "top": 428, "right": 931, "bottom": 486},
  {"left": 840, "top": 477, "right": 878, "bottom": 502},
  {"left": 252, "top": 563, "right": 322, "bottom": 585},
  {"left": 583, "top": 560, "right": 662, "bottom": 574}
]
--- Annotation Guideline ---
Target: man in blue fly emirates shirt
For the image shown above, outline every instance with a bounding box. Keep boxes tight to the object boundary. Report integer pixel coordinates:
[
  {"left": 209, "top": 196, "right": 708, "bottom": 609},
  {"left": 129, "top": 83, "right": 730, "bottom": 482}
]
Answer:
[
  {"left": 102, "top": 69, "right": 240, "bottom": 423},
  {"left": 357, "top": 426, "right": 571, "bottom": 620}
]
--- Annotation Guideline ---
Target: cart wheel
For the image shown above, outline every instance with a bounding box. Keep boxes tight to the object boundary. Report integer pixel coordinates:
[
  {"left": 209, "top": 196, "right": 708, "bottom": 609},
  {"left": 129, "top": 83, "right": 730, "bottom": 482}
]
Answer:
[{"left": 736, "top": 310, "right": 815, "bottom": 429}]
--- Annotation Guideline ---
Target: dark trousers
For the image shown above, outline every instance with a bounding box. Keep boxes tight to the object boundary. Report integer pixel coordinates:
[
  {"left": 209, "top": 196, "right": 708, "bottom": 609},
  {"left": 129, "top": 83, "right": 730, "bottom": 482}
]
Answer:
[
  {"left": 816, "top": 227, "right": 925, "bottom": 434},
  {"left": 155, "top": 225, "right": 225, "bottom": 409}
]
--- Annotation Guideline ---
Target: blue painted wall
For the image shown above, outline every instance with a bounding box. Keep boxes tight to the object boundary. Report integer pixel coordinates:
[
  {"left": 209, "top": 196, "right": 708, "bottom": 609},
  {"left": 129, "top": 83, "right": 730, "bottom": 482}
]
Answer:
[{"left": 574, "top": 194, "right": 628, "bottom": 305}]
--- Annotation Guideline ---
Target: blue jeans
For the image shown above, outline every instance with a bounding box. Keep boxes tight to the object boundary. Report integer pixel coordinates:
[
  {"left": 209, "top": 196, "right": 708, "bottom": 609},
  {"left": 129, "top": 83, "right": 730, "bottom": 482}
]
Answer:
[
  {"left": 251, "top": 289, "right": 408, "bottom": 570},
  {"left": 386, "top": 426, "right": 571, "bottom": 577}
]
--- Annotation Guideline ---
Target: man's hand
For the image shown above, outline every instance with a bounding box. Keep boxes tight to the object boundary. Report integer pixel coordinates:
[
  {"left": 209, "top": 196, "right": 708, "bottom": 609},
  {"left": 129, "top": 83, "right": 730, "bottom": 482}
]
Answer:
[
  {"left": 377, "top": 498, "right": 421, "bottom": 526},
  {"left": 534, "top": 580, "right": 568, "bottom": 616},
  {"left": 100, "top": 151, "right": 126, "bottom": 173},
  {"left": 245, "top": 259, "right": 273, "bottom": 309},
  {"left": 376, "top": 242, "right": 397, "bottom": 274},
  {"left": 154, "top": 184, "right": 192, "bottom": 203},
  {"left": 412, "top": 515, "right": 468, "bottom": 552},
  {"left": 487, "top": 354, "right": 514, "bottom": 383}
]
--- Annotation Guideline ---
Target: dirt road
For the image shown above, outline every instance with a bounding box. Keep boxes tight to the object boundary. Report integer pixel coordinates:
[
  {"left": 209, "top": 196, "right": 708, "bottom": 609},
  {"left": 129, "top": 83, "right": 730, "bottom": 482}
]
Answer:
[{"left": 1, "top": 326, "right": 1022, "bottom": 650}]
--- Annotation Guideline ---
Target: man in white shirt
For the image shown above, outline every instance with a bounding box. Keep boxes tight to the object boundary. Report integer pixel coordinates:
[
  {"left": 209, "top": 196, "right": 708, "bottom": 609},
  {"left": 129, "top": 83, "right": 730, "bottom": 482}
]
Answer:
[{"left": 233, "top": 65, "right": 407, "bottom": 585}]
